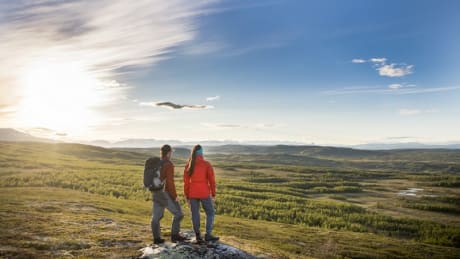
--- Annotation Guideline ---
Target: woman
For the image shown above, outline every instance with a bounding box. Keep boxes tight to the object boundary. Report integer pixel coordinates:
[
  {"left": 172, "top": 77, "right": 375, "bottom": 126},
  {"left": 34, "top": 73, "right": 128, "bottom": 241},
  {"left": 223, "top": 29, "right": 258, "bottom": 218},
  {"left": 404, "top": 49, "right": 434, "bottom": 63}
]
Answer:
[{"left": 183, "top": 145, "right": 219, "bottom": 242}]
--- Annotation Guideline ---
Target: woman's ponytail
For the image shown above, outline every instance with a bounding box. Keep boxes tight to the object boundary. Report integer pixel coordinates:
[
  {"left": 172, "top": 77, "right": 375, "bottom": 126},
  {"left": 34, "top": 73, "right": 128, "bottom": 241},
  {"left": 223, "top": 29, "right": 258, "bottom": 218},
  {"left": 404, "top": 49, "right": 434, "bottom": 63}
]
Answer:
[{"left": 187, "top": 144, "right": 202, "bottom": 176}]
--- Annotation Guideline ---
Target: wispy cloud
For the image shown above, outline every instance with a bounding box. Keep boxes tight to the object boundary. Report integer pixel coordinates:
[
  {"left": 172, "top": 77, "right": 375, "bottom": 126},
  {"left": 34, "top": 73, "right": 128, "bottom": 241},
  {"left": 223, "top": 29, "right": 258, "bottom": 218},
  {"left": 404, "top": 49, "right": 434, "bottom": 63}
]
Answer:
[
  {"left": 399, "top": 86, "right": 460, "bottom": 94},
  {"left": 140, "top": 101, "right": 213, "bottom": 110},
  {"left": 0, "top": 0, "right": 215, "bottom": 114},
  {"left": 352, "top": 57, "right": 414, "bottom": 77},
  {"left": 183, "top": 24, "right": 295, "bottom": 58},
  {"left": 388, "top": 83, "right": 416, "bottom": 89},
  {"left": 399, "top": 108, "right": 438, "bottom": 116},
  {"left": 205, "top": 0, "right": 282, "bottom": 13},
  {"left": 385, "top": 136, "right": 416, "bottom": 140},
  {"left": 399, "top": 109, "right": 422, "bottom": 116},
  {"left": 206, "top": 95, "right": 221, "bottom": 101},
  {"left": 255, "top": 123, "right": 278, "bottom": 129},
  {"left": 183, "top": 39, "right": 288, "bottom": 57},
  {"left": 352, "top": 57, "right": 386, "bottom": 64},
  {"left": 351, "top": 58, "right": 366, "bottom": 63},
  {"left": 225, "top": 41, "right": 287, "bottom": 56},
  {"left": 369, "top": 57, "right": 387, "bottom": 64},
  {"left": 180, "top": 1, "right": 289, "bottom": 57},
  {"left": 322, "top": 85, "right": 460, "bottom": 95},
  {"left": 2, "top": 0, "right": 214, "bottom": 71},
  {"left": 201, "top": 122, "right": 281, "bottom": 130},
  {"left": 388, "top": 83, "right": 403, "bottom": 89},
  {"left": 201, "top": 123, "right": 242, "bottom": 129},
  {"left": 182, "top": 41, "right": 225, "bottom": 55}
]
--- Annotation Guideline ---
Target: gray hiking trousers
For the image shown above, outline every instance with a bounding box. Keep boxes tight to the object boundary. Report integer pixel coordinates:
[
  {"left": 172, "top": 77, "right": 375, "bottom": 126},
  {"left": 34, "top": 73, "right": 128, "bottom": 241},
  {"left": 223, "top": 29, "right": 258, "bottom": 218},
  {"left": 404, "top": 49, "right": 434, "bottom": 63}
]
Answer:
[{"left": 151, "top": 191, "right": 184, "bottom": 239}]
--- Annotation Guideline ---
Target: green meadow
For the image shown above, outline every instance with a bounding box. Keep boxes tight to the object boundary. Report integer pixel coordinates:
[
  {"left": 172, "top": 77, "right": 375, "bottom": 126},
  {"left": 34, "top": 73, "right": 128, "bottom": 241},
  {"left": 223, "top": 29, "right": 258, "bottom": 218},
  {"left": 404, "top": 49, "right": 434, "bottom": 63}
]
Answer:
[{"left": 1, "top": 141, "right": 459, "bottom": 258}]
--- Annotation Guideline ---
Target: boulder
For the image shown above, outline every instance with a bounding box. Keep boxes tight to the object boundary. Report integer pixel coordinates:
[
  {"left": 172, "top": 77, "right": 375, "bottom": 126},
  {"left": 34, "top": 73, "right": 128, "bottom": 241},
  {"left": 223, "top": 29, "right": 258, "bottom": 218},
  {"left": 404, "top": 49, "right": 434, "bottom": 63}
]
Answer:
[{"left": 139, "top": 230, "right": 255, "bottom": 258}]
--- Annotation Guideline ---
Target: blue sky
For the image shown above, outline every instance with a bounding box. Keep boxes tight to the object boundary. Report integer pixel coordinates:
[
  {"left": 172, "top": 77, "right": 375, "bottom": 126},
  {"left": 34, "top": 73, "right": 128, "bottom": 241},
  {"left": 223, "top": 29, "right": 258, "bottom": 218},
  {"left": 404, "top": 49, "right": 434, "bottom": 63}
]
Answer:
[{"left": 1, "top": 0, "right": 459, "bottom": 144}]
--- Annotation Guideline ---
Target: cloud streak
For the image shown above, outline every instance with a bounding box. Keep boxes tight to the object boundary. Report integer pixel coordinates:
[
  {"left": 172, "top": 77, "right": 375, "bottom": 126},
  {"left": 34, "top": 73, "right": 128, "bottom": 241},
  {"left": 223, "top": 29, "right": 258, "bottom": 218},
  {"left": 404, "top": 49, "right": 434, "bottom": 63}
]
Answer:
[
  {"left": 201, "top": 122, "right": 281, "bottom": 130},
  {"left": 399, "top": 109, "right": 438, "bottom": 116},
  {"left": 201, "top": 123, "right": 242, "bottom": 129},
  {"left": 351, "top": 59, "right": 366, "bottom": 63},
  {"left": 2, "top": 0, "right": 214, "bottom": 71},
  {"left": 369, "top": 58, "right": 387, "bottom": 64},
  {"left": 388, "top": 84, "right": 403, "bottom": 89},
  {"left": 140, "top": 101, "right": 213, "bottom": 110},
  {"left": 0, "top": 0, "right": 215, "bottom": 115},
  {"left": 206, "top": 95, "right": 221, "bottom": 101},
  {"left": 388, "top": 83, "right": 416, "bottom": 89},
  {"left": 322, "top": 85, "right": 460, "bottom": 96},
  {"left": 399, "top": 109, "right": 422, "bottom": 116}
]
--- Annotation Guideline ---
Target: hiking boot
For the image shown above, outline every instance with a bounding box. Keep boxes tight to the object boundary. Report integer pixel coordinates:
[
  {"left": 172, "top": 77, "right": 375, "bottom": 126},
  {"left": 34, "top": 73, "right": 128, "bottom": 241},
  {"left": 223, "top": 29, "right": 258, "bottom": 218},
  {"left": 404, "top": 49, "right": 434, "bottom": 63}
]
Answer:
[
  {"left": 195, "top": 232, "right": 204, "bottom": 243},
  {"left": 153, "top": 238, "right": 165, "bottom": 244},
  {"left": 205, "top": 233, "right": 219, "bottom": 242},
  {"left": 171, "top": 234, "right": 187, "bottom": 243}
]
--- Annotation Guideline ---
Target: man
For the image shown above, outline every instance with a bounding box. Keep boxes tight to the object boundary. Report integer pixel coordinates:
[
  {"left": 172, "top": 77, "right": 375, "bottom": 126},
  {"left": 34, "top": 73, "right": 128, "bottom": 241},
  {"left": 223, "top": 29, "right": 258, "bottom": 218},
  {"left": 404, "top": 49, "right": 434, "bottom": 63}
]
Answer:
[{"left": 151, "top": 144, "right": 186, "bottom": 244}]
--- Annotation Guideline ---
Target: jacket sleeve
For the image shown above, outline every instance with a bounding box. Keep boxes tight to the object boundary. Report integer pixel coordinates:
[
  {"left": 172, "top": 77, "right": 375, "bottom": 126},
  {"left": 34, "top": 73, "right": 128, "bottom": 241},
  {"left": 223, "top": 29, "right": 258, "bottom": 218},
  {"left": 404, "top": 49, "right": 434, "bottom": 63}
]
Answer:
[
  {"left": 207, "top": 163, "right": 216, "bottom": 198},
  {"left": 183, "top": 164, "right": 190, "bottom": 199},
  {"left": 163, "top": 162, "right": 177, "bottom": 199}
]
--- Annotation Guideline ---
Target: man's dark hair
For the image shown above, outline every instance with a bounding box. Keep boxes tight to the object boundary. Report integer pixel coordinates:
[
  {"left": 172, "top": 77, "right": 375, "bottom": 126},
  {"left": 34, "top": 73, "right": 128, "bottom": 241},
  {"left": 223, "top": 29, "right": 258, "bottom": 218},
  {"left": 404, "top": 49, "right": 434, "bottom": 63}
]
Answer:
[{"left": 161, "top": 144, "right": 172, "bottom": 158}]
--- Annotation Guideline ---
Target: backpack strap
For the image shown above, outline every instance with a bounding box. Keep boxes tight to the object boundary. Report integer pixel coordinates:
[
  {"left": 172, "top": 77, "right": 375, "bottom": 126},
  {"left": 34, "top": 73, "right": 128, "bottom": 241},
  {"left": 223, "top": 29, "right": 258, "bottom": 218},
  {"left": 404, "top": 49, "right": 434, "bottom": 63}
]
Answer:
[
  {"left": 159, "top": 159, "right": 167, "bottom": 186},
  {"left": 160, "top": 159, "right": 173, "bottom": 189}
]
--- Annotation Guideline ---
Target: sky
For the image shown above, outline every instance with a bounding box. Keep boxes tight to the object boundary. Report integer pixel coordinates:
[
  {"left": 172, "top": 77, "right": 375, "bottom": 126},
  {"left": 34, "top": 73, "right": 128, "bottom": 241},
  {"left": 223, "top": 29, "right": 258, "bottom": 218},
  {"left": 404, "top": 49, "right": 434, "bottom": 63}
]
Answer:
[{"left": 1, "top": 0, "right": 459, "bottom": 145}]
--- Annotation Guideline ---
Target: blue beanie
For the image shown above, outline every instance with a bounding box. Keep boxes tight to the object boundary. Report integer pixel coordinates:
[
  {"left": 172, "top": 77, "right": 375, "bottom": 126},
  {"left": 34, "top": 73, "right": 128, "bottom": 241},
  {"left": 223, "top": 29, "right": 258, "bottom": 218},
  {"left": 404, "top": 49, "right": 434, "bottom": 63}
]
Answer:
[{"left": 196, "top": 148, "right": 203, "bottom": 156}]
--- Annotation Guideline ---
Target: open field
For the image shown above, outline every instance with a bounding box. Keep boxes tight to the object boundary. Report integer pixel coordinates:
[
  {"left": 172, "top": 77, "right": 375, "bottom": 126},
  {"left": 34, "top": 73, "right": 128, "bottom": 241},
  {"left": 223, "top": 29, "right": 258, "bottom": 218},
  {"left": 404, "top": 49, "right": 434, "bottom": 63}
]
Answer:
[{"left": 1, "top": 141, "right": 460, "bottom": 258}]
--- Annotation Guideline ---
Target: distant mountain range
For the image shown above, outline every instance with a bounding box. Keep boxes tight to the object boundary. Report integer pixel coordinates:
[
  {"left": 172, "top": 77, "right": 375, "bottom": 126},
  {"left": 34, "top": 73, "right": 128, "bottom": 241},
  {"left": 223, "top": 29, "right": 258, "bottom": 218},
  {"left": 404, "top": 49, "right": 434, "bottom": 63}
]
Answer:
[
  {"left": 1, "top": 128, "right": 459, "bottom": 150},
  {"left": 82, "top": 138, "right": 306, "bottom": 148},
  {"left": 0, "top": 128, "right": 56, "bottom": 143},
  {"left": 352, "top": 142, "right": 460, "bottom": 150}
]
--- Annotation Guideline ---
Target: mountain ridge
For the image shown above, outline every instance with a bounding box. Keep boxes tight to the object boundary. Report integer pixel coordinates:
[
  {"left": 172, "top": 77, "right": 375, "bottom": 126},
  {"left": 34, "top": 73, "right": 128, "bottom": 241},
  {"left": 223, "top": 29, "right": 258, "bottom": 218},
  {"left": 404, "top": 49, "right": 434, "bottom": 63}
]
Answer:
[
  {"left": 0, "top": 128, "right": 56, "bottom": 143},
  {"left": 1, "top": 128, "right": 459, "bottom": 150}
]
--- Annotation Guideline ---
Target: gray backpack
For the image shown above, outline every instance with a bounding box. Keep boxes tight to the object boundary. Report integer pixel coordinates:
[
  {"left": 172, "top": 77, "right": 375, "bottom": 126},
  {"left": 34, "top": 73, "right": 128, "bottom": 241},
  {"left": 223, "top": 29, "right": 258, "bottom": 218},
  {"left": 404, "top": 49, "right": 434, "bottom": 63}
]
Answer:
[{"left": 143, "top": 157, "right": 165, "bottom": 191}]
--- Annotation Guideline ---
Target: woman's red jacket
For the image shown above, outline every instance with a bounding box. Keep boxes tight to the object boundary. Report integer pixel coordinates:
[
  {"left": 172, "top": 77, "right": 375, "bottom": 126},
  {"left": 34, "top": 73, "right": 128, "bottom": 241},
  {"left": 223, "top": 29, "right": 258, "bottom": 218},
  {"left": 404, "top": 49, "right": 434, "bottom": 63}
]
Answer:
[{"left": 183, "top": 155, "right": 216, "bottom": 199}]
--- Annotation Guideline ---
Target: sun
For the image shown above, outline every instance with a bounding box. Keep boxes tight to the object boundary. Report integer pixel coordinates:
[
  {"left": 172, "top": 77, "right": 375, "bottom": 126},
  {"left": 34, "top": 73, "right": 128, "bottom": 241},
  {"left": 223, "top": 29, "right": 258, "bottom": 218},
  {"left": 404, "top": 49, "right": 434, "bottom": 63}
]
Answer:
[{"left": 16, "top": 59, "right": 105, "bottom": 134}]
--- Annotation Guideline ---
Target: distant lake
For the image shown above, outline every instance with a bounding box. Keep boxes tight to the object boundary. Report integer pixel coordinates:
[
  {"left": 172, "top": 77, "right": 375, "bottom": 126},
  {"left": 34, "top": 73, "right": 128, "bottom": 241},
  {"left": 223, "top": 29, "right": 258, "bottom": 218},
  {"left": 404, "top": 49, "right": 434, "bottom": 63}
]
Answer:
[{"left": 397, "top": 188, "right": 424, "bottom": 196}]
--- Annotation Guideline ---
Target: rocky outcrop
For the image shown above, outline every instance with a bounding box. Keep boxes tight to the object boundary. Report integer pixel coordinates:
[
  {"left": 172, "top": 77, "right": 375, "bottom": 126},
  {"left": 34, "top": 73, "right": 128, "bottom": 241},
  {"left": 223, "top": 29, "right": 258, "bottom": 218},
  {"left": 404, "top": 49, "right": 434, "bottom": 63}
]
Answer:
[{"left": 139, "top": 230, "right": 255, "bottom": 258}]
